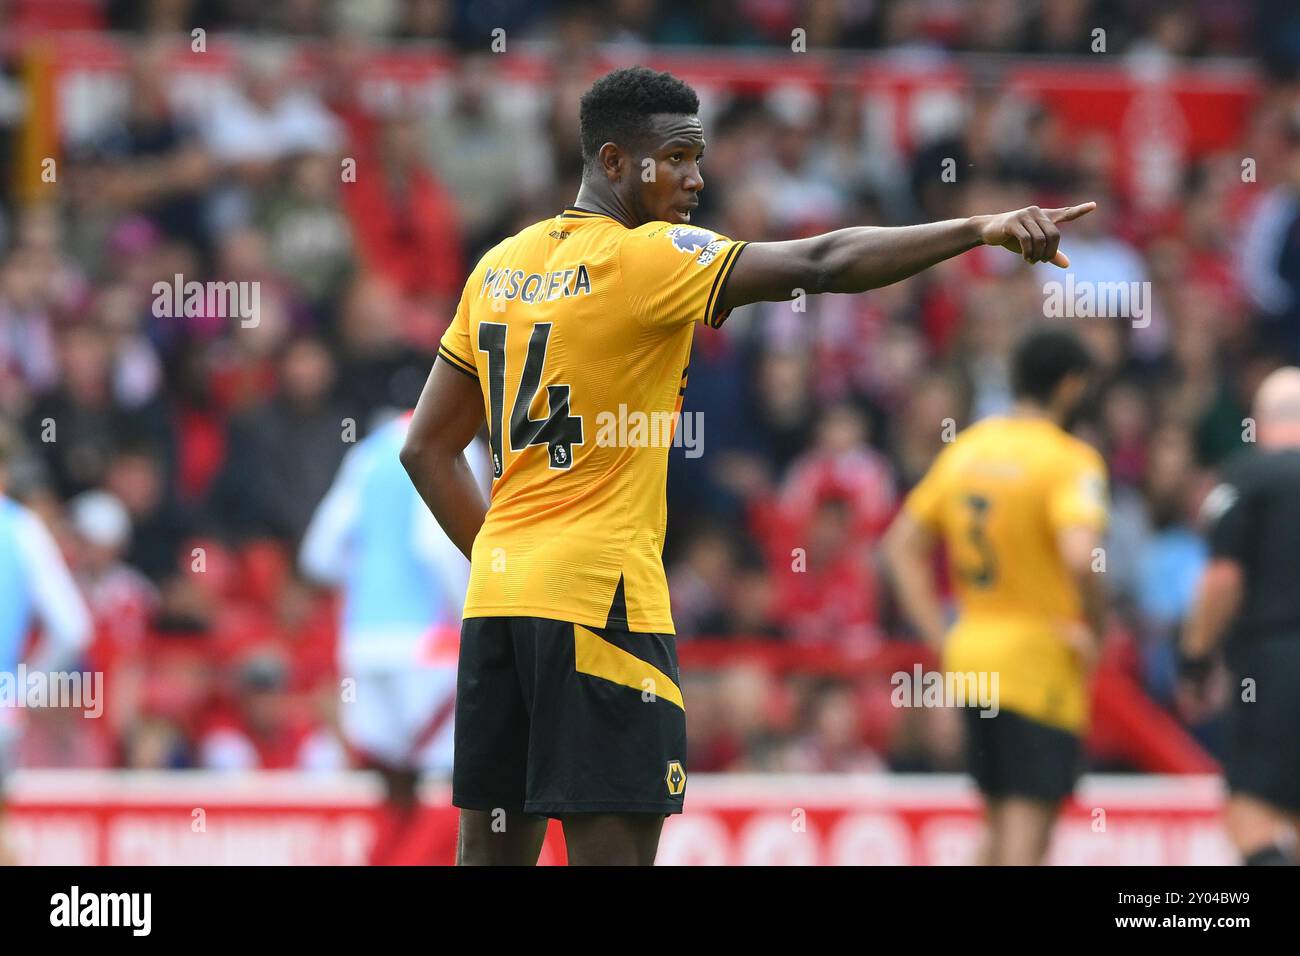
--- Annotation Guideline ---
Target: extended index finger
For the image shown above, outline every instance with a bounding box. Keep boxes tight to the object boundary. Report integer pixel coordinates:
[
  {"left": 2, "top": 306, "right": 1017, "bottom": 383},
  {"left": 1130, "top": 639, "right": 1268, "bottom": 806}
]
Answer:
[{"left": 1045, "top": 201, "right": 1097, "bottom": 224}]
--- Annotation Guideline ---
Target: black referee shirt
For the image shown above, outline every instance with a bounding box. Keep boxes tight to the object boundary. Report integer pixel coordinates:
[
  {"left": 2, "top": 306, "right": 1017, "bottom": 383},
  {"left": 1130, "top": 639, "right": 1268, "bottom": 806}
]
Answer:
[{"left": 1203, "top": 448, "right": 1300, "bottom": 662}]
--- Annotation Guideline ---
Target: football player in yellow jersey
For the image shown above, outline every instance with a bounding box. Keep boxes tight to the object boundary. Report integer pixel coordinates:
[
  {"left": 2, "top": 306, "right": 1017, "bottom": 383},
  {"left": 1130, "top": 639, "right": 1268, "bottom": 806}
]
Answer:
[
  {"left": 883, "top": 328, "right": 1108, "bottom": 866},
  {"left": 400, "top": 65, "right": 1097, "bottom": 865}
]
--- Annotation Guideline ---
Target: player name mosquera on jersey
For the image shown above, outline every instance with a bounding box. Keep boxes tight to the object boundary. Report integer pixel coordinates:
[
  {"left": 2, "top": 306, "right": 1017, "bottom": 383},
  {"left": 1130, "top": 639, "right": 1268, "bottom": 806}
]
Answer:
[
  {"left": 480, "top": 263, "right": 594, "bottom": 303},
  {"left": 437, "top": 209, "right": 748, "bottom": 635}
]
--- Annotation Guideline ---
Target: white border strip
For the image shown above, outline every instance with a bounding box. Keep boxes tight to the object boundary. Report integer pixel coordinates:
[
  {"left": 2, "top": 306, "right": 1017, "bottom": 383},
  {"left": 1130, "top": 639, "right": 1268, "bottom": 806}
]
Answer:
[{"left": 8, "top": 770, "right": 1226, "bottom": 810}]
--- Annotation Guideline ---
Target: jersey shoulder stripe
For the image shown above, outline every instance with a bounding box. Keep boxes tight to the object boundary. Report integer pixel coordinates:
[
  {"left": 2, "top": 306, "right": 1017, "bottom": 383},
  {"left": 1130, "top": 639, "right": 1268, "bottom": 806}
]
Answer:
[
  {"left": 705, "top": 241, "right": 748, "bottom": 327},
  {"left": 437, "top": 345, "right": 478, "bottom": 379}
]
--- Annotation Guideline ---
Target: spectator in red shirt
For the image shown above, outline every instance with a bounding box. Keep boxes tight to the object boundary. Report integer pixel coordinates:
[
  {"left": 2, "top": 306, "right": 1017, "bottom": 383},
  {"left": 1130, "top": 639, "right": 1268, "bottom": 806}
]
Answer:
[
  {"left": 340, "top": 114, "right": 464, "bottom": 320},
  {"left": 199, "top": 650, "right": 345, "bottom": 771},
  {"left": 772, "top": 493, "right": 882, "bottom": 653},
  {"left": 746, "top": 404, "right": 892, "bottom": 651},
  {"left": 67, "top": 490, "right": 158, "bottom": 745},
  {"left": 774, "top": 402, "right": 897, "bottom": 541}
]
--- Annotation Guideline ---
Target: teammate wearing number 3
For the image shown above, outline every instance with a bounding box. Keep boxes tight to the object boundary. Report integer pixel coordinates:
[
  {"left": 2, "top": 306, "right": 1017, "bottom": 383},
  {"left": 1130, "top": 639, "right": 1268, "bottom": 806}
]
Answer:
[
  {"left": 400, "top": 66, "right": 1098, "bottom": 865},
  {"left": 883, "top": 328, "right": 1108, "bottom": 866}
]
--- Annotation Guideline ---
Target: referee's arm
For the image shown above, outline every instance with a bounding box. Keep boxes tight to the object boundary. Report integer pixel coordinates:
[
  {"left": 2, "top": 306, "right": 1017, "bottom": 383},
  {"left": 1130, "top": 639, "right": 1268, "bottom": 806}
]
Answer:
[
  {"left": 1178, "top": 480, "right": 1249, "bottom": 719},
  {"left": 1183, "top": 479, "right": 1250, "bottom": 661},
  {"left": 1178, "top": 558, "right": 1243, "bottom": 721},
  {"left": 1183, "top": 560, "right": 1244, "bottom": 660}
]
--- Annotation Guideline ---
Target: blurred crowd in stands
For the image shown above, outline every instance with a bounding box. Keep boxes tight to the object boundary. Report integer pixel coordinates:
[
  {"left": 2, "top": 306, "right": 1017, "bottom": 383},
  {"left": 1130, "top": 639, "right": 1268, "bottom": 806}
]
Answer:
[
  {"left": 4, "top": 0, "right": 1300, "bottom": 68},
  {"left": 3, "top": 2, "right": 1300, "bottom": 776}
]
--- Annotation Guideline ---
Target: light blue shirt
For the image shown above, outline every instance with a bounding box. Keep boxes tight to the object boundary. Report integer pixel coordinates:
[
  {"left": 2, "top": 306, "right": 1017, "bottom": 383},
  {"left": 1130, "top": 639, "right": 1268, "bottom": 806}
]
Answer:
[
  {"left": 299, "top": 418, "right": 490, "bottom": 669},
  {"left": 0, "top": 495, "right": 92, "bottom": 675}
]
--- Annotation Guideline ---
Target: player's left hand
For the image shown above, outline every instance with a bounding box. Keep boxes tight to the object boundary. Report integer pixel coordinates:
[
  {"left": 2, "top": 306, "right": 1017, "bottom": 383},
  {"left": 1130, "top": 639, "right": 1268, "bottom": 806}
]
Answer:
[
  {"left": 1173, "top": 651, "right": 1226, "bottom": 723},
  {"left": 1060, "top": 619, "right": 1101, "bottom": 676},
  {"left": 975, "top": 202, "right": 1097, "bottom": 268}
]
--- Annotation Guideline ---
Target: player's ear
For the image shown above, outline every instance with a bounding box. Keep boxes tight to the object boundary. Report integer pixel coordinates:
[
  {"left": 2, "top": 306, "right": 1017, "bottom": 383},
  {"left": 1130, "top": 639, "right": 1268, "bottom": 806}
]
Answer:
[
  {"left": 1058, "top": 373, "right": 1090, "bottom": 415},
  {"left": 598, "top": 142, "right": 624, "bottom": 182}
]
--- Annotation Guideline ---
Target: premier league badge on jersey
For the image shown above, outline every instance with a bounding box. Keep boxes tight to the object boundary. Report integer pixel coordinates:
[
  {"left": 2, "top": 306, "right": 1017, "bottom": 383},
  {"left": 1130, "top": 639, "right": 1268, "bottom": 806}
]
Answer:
[
  {"left": 666, "top": 225, "right": 716, "bottom": 254},
  {"left": 666, "top": 225, "right": 726, "bottom": 266}
]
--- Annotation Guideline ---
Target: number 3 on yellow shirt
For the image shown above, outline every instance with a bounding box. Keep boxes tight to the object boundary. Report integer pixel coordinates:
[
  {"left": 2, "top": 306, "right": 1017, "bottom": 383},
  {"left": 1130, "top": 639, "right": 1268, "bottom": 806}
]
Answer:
[{"left": 956, "top": 493, "right": 998, "bottom": 588}]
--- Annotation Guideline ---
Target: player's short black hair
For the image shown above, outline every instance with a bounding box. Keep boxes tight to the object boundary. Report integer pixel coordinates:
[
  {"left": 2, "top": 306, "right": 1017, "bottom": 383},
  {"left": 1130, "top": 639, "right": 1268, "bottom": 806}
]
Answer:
[
  {"left": 1011, "top": 326, "right": 1095, "bottom": 404},
  {"left": 579, "top": 66, "right": 700, "bottom": 169}
]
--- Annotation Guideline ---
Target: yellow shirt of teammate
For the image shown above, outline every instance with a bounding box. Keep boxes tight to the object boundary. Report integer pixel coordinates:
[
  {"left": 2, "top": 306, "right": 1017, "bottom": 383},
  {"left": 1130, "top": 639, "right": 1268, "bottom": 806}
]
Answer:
[
  {"left": 903, "top": 416, "right": 1109, "bottom": 732},
  {"left": 438, "top": 208, "right": 747, "bottom": 634}
]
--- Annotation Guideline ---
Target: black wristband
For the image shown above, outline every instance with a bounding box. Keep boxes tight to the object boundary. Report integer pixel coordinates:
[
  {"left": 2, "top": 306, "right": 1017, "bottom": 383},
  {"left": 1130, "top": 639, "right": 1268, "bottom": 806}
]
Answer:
[{"left": 1177, "top": 650, "right": 1214, "bottom": 682}]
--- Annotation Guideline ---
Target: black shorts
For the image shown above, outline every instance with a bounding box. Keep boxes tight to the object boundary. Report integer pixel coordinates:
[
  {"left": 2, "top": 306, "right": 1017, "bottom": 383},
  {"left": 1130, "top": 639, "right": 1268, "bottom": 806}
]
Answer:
[
  {"left": 962, "top": 706, "right": 1082, "bottom": 803},
  {"left": 1224, "top": 636, "right": 1300, "bottom": 812},
  {"left": 452, "top": 616, "right": 688, "bottom": 817}
]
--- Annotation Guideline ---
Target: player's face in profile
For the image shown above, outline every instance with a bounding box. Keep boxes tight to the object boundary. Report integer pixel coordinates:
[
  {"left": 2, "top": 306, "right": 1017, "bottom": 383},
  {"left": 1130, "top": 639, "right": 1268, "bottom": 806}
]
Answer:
[{"left": 632, "top": 113, "right": 706, "bottom": 226}]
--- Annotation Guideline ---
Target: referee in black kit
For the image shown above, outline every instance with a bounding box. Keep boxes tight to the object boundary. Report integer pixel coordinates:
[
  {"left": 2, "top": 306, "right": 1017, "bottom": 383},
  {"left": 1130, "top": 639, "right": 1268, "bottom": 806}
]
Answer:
[{"left": 1182, "top": 367, "right": 1300, "bottom": 865}]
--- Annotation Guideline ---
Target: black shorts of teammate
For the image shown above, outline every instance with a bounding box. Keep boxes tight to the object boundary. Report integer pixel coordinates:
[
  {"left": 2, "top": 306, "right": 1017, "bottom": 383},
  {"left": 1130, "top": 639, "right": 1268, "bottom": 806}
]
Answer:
[
  {"left": 452, "top": 617, "right": 688, "bottom": 818},
  {"left": 1224, "top": 636, "right": 1300, "bottom": 812},
  {"left": 961, "top": 707, "right": 1082, "bottom": 803}
]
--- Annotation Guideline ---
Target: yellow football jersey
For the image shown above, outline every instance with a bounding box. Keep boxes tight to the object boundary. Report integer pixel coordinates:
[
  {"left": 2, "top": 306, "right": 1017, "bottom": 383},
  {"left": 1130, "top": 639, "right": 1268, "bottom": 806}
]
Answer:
[
  {"left": 903, "top": 416, "right": 1109, "bottom": 732},
  {"left": 438, "top": 206, "right": 748, "bottom": 634}
]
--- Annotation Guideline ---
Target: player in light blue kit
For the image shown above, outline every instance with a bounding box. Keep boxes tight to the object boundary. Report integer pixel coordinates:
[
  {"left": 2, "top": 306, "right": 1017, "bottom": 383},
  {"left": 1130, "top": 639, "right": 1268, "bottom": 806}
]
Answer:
[
  {"left": 0, "top": 427, "right": 92, "bottom": 865},
  {"left": 300, "top": 413, "right": 490, "bottom": 864}
]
